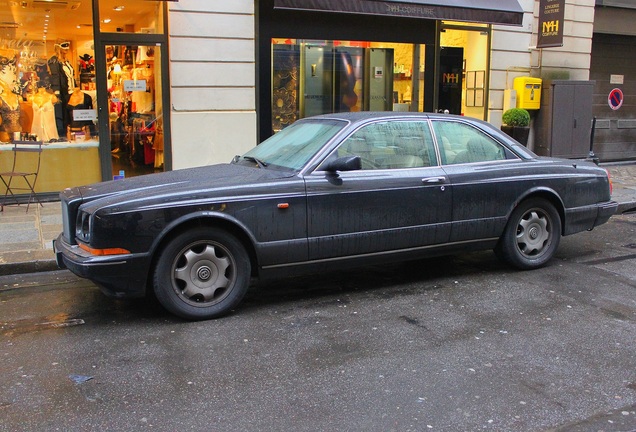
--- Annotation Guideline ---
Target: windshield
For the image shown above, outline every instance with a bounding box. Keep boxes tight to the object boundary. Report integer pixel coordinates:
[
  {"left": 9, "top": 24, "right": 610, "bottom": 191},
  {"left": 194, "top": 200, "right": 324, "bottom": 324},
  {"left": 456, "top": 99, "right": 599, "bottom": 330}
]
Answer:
[{"left": 241, "top": 119, "right": 346, "bottom": 170}]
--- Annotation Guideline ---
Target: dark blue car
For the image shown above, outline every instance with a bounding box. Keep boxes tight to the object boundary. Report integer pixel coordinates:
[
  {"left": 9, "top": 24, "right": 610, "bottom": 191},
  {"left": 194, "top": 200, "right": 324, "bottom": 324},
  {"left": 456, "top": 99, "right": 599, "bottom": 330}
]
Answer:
[{"left": 54, "top": 113, "right": 617, "bottom": 320}]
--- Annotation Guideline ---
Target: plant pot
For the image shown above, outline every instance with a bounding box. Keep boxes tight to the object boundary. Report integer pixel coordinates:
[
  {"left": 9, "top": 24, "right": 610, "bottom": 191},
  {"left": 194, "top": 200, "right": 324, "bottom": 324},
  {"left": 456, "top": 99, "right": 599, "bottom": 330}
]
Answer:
[{"left": 501, "top": 125, "right": 530, "bottom": 146}]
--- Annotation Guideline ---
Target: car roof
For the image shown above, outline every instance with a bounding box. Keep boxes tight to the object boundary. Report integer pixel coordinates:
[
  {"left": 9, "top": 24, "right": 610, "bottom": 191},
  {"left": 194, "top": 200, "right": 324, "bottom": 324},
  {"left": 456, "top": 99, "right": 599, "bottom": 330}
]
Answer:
[
  {"left": 302, "top": 111, "right": 537, "bottom": 160},
  {"left": 307, "top": 111, "right": 433, "bottom": 122},
  {"left": 307, "top": 111, "right": 502, "bottom": 133},
  {"left": 305, "top": 111, "right": 493, "bottom": 126}
]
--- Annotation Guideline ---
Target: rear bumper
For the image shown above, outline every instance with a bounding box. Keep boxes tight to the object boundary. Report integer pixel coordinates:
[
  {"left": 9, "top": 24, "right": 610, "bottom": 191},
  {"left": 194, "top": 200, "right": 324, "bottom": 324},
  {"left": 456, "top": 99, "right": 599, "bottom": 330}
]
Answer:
[
  {"left": 594, "top": 200, "right": 618, "bottom": 226},
  {"left": 563, "top": 200, "right": 618, "bottom": 235},
  {"left": 53, "top": 234, "right": 149, "bottom": 298}
]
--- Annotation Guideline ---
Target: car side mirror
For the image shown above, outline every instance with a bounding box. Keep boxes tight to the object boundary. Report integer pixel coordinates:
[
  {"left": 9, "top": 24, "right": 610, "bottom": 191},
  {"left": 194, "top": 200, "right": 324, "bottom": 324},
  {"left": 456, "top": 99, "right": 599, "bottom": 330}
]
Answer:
[{"left": 323, "top": 156, "right": 362, "bottom": 172}]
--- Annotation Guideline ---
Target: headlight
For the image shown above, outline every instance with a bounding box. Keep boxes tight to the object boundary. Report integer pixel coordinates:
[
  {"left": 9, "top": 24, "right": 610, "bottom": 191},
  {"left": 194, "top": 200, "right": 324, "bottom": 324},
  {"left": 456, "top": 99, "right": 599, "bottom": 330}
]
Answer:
[{"left": 75, "top": 211, "right": 91, "bottom": 243}]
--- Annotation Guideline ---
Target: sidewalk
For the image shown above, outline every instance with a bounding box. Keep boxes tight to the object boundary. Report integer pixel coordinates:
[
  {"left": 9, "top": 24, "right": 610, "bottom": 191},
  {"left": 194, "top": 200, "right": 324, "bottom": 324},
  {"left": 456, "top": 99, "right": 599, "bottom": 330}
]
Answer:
[
  {"left": 0, "top": 163, "right": 635, "bottom": 277},
  {"left": 0, "top": 201, "right": 61, "bottom": 276}
]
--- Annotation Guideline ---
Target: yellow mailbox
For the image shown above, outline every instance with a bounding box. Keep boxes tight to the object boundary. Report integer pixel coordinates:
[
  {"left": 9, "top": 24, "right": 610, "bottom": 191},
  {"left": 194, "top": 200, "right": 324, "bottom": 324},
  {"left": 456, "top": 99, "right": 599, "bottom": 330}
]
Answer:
[{"left": 514, "top": 77, "right": 542, "bottom": 110}]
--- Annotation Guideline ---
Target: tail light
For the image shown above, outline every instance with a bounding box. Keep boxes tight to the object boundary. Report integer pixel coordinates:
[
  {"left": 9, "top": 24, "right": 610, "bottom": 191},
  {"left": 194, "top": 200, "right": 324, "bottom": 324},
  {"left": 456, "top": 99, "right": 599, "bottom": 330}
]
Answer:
[{"left": 605, "top": 168, "right": 613, "bottom": 196}]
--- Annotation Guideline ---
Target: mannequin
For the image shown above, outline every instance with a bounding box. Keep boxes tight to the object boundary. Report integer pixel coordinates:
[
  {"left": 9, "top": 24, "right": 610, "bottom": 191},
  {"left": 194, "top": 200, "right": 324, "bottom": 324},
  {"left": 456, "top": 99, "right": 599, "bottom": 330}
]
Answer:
[
  {"left": 48, "top": 41, "right": 75, "bottom": 137},
  {"left": 0, "top": 51, "right": 21, "bottom": 143},
  {"left": 66, "top": 87, "right": 93, "bottom": 139},
  {"left": 30, "top": 85, "right": 59, "bottom": 142}
]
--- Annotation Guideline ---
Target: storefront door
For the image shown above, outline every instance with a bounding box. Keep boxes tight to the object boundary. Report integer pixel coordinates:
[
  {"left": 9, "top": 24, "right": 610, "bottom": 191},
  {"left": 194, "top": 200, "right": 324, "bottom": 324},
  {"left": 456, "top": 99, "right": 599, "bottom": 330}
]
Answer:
[
  {"left": 92, "top": 0, "right": 171, "bottom": 181},
  {"left": 103, "top": 44, "right": 165, "bottom": 178}
]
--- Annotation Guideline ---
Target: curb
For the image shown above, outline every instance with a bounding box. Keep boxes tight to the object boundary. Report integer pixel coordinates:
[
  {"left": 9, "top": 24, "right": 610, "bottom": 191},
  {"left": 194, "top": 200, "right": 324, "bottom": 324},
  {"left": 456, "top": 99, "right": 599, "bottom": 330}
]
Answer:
[
  {"left": 617, "top": 201, "right": 636, "bottom": 215},
  {"left": 0, "top": 259, "right": 58, "bottom": 277},
  {"left": 0, "top": 250, "right": 58, "bottom": 277}
]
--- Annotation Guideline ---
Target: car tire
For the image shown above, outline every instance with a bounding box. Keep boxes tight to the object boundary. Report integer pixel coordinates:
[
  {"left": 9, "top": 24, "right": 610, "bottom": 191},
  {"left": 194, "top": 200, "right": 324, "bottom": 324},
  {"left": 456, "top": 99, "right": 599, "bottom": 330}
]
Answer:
[
  {"left": 152, "top": 227, "right": 251, "bottom": 320},
  {"left": 495, "top": 198, "right": 561, "bottom": 270}
]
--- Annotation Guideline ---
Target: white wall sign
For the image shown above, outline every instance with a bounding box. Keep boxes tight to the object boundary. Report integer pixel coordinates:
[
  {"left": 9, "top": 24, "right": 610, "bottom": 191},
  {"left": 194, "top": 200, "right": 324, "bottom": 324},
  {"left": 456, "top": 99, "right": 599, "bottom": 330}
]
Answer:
[
  {"left": 610, "top": 75, "right": 624, "bottom": 85},
  {"left": 72, "top": 109, "right": 97, "bottom": 121},
  {"left": 123, "top": 80, "right": 147, "bottom": 92}
]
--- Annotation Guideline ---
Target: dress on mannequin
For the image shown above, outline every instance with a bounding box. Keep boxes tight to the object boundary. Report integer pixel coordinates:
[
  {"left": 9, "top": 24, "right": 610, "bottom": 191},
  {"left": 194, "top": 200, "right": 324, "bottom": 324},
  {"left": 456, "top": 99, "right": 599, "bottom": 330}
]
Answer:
[
  {"left": 0, "top": 93, "right": 21, "bottom": 142},
  {"left": 30, "top": 87, "right": 59, "bottom": 142},
  {"left": 66, "top": 89, "right": 94, "bottom": 137}
]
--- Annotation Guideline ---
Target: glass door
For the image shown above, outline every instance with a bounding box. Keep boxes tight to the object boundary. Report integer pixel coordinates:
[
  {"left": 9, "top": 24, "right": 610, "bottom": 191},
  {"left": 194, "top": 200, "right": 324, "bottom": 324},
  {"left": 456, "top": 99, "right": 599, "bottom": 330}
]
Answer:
[
  {"left": 105, "top": 44, "right": 164, "bottom": 178},
  {"left": 92, "top": 0, "right": 170, "bottom": 181}
]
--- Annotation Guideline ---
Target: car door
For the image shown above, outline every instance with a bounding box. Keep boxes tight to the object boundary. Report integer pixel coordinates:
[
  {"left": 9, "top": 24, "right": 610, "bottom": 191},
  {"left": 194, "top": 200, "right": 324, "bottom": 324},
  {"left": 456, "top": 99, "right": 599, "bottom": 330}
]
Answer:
[
  {"left": 432, "top": 118, "right": 520, "bottom": 242},
  {"left": 304, "top": 119, "right": 452, "bottom": 261}
]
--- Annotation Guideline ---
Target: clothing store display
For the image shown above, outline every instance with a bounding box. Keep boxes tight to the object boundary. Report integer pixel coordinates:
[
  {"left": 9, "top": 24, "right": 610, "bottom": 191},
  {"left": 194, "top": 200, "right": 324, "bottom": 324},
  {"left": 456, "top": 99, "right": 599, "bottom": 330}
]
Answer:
[
  {"left": 62, "top": 60, "right": 75, "bottom": 94},
  {"left": 0, "top": 87, "right": 21, "bottom": 142},
  {"left": 48, "top": 43, "right": 75, "bottom": 137},
  {"left": 130, "top": 66, "right": 154, "bottom": 114},
  {"left": 30, "top": 88, "right": 59, "bottom": 142},
  {"left": 66, "top": 90, "right": 93, "bottom": 128},
  {"left": 47, "top": 55, "right": 69, "bottom": 136},
  {"left": 0, "top": 54, "right": 21, "bottom": 142}
]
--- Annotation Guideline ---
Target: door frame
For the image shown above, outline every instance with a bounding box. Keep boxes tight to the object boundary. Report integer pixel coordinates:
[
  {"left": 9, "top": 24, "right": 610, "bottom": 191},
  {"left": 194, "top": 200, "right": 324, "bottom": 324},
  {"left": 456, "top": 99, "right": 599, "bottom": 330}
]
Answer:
[{"left": 91, "top": 0, "right": 172, "bottom": 181}]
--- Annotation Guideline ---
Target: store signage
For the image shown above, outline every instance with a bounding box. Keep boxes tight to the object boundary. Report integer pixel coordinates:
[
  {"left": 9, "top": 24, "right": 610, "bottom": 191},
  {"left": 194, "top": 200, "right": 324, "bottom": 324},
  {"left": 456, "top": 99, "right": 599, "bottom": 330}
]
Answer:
[
  {"left": 442, "top": 73, "right": 460, "bottom": 85},
  {"left": 123, "top": 80, "right": 147, "bottom": 92},
  {"left": 537, "top": 0, "right": 565, "bottom": 48},
  {"left": 272, "top": 0, "right": 524, "bottom": 26},
  {"left": 72, "top": 109, "right": 97, "bottom": 122},
  {"left": 608, "top": 88, "right": 624, "bottom": 111}
]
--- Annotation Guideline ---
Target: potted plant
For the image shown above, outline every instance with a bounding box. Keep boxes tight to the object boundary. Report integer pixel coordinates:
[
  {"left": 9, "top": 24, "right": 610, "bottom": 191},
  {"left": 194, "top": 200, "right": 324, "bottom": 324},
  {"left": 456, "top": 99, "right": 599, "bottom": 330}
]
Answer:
[{"left": 501, "top": 108, "right": 531, "bottom": 146}]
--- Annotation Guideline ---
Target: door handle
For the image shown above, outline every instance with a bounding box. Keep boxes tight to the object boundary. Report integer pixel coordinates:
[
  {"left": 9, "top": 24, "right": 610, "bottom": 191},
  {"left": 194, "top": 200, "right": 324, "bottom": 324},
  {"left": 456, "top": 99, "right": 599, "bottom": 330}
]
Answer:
[{"left": 421, "top": 176, "right": 447, "bottom": 184}]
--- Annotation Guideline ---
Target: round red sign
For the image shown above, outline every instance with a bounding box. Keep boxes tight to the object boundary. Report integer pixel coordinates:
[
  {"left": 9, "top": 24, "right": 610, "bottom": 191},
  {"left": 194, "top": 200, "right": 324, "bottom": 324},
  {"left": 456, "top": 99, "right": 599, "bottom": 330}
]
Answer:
[{"left": 608, "top": 88, "right": 624, "bottom": 111}]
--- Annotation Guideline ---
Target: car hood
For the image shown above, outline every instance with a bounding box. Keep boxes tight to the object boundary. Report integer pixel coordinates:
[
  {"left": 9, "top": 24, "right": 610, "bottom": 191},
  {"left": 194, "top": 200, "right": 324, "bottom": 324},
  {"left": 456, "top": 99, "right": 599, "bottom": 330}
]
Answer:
[{"left": 70, "top": 163, "right": 298, "bottom": 210}]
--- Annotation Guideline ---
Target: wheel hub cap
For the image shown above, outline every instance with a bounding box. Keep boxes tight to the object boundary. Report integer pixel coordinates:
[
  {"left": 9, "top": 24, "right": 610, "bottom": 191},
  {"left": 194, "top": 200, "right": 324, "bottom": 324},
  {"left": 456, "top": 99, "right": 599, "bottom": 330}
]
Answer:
[
  {"left": 517, "top": 210, "right": 550, "bottom": 256},
  {"left": 197, "top": 266, "right": 212, "bottom": 281},
  {"left": 174, "top": 244, "right": 232, "bottom": 303}
]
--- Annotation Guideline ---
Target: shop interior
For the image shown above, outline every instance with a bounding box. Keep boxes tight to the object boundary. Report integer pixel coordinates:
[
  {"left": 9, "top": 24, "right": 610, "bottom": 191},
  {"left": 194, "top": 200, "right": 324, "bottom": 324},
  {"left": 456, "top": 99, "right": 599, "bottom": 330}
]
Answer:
[
  {"left": 0, "top": 0, "right": 163, "bottom": 189},
  {"left": 271, "top": 25, "right": 490, "bottom": 132}
]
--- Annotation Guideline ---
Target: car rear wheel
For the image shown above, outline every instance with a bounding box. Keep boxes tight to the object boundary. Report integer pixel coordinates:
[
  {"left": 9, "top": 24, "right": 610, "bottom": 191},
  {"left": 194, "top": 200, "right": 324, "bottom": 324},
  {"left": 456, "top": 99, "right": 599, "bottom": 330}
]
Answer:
[
  {"left": 153, "top": 227, "right": 250, "bottom": 320},
  {"left": 495, "top": 198, "right": 561, "bottom": 270}
]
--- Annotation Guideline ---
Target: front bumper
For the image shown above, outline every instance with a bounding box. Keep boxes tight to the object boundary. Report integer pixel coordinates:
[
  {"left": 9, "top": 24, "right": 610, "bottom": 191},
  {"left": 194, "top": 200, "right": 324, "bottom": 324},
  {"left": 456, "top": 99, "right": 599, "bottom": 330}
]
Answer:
[{"left": 53, "top": 234, "right": 149, "bottom": 298}]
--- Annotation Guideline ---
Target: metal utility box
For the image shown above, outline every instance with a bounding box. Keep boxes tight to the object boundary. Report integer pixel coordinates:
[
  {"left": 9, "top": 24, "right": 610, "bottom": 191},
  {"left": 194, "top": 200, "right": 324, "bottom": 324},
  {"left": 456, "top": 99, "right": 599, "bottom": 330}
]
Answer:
[
  {"left": 534, "top": 80, "right": 595, "bottom": 158},
  {"left": 514, "top": 77, "right": 542, "bottom": 110}
]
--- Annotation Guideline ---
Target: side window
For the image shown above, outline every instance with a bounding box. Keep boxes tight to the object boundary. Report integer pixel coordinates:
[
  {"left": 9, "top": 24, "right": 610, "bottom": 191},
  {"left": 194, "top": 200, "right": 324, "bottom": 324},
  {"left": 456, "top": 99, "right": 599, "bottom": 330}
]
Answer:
[
  {"left": 336, "top": 121, "right": 438, "bottom": 170},
  {"left": 432, "top": 121, "right": 507, "bottom": 165}
]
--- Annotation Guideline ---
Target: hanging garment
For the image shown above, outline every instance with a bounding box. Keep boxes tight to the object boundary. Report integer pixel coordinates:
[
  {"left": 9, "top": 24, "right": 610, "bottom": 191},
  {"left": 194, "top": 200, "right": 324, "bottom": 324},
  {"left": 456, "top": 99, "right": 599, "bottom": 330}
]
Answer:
[
  {"left": 31, "top": 100, "right": 59, "bottom": 141},
  {"left": 66, "top": 92, "right": 94, "bottom": 129},
  {"left": 0, "top": 97, "right": 22, "bottom": 134}
]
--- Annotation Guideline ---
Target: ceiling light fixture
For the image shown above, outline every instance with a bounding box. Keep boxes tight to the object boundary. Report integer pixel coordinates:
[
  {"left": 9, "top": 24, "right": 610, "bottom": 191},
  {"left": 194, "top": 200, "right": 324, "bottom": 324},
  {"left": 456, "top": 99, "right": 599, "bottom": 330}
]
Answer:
[{"left": 114, "top": 6, "right": 124, "bottom": 12}]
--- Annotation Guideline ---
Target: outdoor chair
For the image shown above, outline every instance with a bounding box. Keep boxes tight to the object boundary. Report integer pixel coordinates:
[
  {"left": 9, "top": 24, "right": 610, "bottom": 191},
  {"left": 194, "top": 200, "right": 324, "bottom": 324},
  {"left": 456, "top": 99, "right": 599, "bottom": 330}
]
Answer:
[{"left": 0, "top": 140, "right": 44, "bottom": 212}]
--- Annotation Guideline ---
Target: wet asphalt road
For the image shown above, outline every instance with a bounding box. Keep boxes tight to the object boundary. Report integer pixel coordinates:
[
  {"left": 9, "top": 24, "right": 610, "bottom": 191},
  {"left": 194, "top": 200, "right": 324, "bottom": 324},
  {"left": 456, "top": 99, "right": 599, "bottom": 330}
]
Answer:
[{"left": 1, "top": 214, "right": 635, "bottom": 432}]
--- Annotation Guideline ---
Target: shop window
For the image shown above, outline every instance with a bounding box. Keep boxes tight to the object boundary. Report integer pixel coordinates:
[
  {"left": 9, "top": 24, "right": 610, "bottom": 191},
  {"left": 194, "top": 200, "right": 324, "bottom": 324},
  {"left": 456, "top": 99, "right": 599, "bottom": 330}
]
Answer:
[
  {"left": 271, "top": 39, "right": 426, "bottom": 132},
  {"left": 99, "top": 0, "right": 164, "bottom": 34},
  {"left": 0, "top": 0, "right": 164, "bottom": 198}
]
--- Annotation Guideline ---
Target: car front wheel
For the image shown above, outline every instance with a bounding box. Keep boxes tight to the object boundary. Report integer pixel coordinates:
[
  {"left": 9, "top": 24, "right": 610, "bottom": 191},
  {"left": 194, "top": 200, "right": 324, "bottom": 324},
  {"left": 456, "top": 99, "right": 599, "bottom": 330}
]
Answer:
[
  {"left": 153, "top": 227, "right": 251, "bottom": 320},
  {"left": 495, "top": 198, "right": 561, "bottom": 270}
]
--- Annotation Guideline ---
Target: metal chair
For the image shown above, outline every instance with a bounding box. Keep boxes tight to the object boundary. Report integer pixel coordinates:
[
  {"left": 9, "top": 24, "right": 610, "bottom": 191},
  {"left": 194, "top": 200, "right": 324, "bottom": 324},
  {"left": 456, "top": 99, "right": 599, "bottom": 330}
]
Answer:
[{"left": 0, "top": 140, "right": 44, "bottom": 212}]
